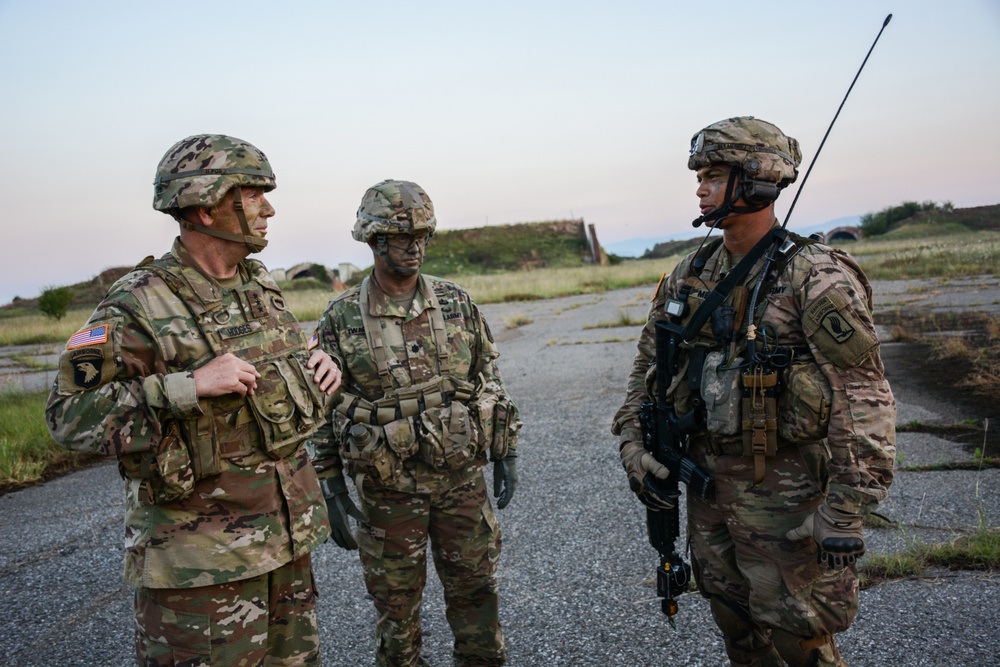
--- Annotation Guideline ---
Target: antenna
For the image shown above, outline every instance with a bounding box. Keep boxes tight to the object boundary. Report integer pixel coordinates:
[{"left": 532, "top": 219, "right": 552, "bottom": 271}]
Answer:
[{"left": 782, "top": 14, "right": 893, "bottom": 228}]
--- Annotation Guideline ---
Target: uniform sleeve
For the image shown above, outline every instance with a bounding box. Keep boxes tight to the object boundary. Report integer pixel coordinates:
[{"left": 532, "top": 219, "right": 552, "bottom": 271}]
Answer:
[
  {"left": 310, "top": 308, "right": 347, "bottom": 476},
  {"left": 798, "top": 252, "right": 896, "bottom": 515},
  {"left": 45, "top": 295, "right": 200, "bottom": 457},
  {"left": 471, "top": 303, "right": 523, "bottom": 456},
  {"left": 612, "top": 272, "right": 675, "bottom": 443}
]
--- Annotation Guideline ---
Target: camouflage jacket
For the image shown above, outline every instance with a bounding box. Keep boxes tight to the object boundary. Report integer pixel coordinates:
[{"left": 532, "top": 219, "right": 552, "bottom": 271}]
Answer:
[
  {"left": 46, "top": 238, "right": 330, "bottom": 589},
  {"left": 311, "top": 274, "right": 518, "bottom": 494},
  {"left": 612, "top": 227, "right": 895, "bottom": 515}
]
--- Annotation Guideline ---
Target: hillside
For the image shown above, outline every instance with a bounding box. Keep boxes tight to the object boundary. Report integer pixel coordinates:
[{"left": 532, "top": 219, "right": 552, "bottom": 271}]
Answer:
[
  {"left": 422, "top": 219, "right": 595, "bottom": 276},
  {"left": 903, "top": 203, "right": 1000, "bottom": 232},
  {"left": 2, "top": 219, "right": 602, "bottom": 311}
]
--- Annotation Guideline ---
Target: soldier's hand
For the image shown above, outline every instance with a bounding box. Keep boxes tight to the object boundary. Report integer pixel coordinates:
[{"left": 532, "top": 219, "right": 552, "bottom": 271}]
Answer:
[
  {"left": 492, "top": 456, "right": 518, "bottom": 510},
  {"left": 306, "top": 350, "right": 342, "bottom": 395},
  {"left": 786, "top": 504, "right": 865, "bottom": 568},
  {"left": 620, "top": 440, "right": 674, "bottom": 510},
  {"left": 321, "top": 473, "right": 367, "bottom": 550},
  {"left": 193, "top": 353, "right": 260, "bottom": 398}
]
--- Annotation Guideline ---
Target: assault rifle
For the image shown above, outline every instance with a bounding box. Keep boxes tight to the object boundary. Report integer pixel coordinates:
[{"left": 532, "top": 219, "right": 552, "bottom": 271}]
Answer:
[
  {"left": 638, "top": 230, "right": 784, "bottom": 623},
  {"left": 638, "top": 319, "right": 714, "bottom": 624}
]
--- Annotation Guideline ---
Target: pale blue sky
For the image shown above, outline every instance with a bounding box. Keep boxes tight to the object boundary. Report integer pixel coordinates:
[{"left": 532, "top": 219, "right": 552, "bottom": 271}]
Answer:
[{"left": 1, "top": 1, "right": 998, "bottom": 305}]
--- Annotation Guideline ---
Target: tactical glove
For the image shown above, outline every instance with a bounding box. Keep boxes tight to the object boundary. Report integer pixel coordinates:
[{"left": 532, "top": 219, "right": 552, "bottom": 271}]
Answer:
[
  {"left": 786, "top": 504, "right": 865, "bottom": 568},
  {"left": 493, "top": 456, "right": 518, "bottom": 510},
  {"left": 320, "top": 473, "right": 367, "bottom": 551},
  {"left": 620, "top": 440, "right": 675, "bottom": 511}
]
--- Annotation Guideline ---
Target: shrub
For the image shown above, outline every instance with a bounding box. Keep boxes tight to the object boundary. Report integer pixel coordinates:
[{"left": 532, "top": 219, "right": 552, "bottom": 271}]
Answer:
[{"left": 37, "top": 286, "right": 74, "bottom": 320}]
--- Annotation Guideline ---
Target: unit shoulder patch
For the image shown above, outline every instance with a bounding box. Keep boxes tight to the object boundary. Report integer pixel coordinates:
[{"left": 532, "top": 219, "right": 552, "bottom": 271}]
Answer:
[{"left": 803, "top": 287, "right": 877, "bottom": 369}]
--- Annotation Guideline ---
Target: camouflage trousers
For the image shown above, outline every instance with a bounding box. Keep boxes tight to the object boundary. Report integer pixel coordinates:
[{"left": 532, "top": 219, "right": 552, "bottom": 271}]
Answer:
[
  {"left": 134, "top": 553, "right": 320, "bottom": 667},
  {"left": 688, "top": 442, "right": 858, "bottom": 666},
  {"left": 357, "top": 473, "right": 504, "bottom": 667}
]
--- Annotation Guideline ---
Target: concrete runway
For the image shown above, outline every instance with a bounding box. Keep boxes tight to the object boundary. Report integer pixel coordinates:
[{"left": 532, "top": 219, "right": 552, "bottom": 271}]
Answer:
[{"left": 2, "top": 285, "right": 998, "bottom": 666}]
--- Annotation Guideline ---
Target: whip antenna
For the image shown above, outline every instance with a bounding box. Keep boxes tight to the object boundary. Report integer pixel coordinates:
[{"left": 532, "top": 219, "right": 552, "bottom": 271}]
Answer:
[{"left": 782, "top": 13, "right": 893, "bottom": 228}]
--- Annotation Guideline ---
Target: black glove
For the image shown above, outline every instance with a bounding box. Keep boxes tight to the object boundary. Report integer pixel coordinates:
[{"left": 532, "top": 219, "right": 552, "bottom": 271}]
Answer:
[
  {"left": 620, "top": 440, "right": 675, "bottom": 510},
  {"left": 786, "top": 504, "right": 865, "bottom": 568},
  {"left": 492, "top": 456, "right": 518, "bottom": 510},
  {"left": 320, "top": 473, "right": 366, "bottom": 550}
]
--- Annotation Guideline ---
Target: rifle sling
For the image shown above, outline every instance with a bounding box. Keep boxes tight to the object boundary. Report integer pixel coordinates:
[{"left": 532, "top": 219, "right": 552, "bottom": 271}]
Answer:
[{"left": 678, "top": 228, "right": 787, "bottom": 343}]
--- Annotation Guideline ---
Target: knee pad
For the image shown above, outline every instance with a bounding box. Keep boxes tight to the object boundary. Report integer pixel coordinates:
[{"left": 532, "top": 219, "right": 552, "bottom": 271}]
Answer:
[{"left": 770, "top": 628, "right": 844, "bottom": 667}]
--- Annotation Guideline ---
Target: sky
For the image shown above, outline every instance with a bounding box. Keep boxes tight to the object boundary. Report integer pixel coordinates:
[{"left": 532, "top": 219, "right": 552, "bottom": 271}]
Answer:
[{"left": 1, "top": 1, "right": 998, "bottom": 305}]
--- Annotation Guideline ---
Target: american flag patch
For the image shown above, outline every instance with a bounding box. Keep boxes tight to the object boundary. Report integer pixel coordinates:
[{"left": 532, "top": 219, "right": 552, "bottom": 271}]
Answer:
[
  {"left": 307, "top": 332, "right": 319, "bottom": 350},
  {"left": 67, "top": 324, "right": 109, "bottom": 349}
]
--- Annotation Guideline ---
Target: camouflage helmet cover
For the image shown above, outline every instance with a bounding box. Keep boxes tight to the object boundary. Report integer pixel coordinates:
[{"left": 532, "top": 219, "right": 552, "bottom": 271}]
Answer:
[
  {"left": 688, "top": 116, "right": 802, "bottom": 186},
  {"left": 152, "top": 134, "right": 276, "bottom": 212},
  {"left": 353, "top": 179, "right": 436, "bottom": 243}
]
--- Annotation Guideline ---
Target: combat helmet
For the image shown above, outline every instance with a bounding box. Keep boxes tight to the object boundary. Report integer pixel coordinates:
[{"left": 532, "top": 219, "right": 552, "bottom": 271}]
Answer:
[
  {"left": 353, "top": 180, "right": 436, "bottom": 243},
  {"left": 687, "top": 117, "right": 801, "bottom": 226},
  {"left": 688, "top": 116, "right": 801, "bottom": 187},
  {"left": 152, "top": 134, "right": 276, "bottom": 253}
]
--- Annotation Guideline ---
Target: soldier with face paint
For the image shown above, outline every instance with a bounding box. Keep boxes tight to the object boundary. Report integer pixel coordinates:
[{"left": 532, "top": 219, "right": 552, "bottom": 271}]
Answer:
[
  {"left": 309, "top": 179, "right": 521, "bottom": 667},
  {"left": 613, "top": 117, "right": 896, "bottom": 667},
  {"left": 46, "top": 134, "right": 342, "bottom": 666}
]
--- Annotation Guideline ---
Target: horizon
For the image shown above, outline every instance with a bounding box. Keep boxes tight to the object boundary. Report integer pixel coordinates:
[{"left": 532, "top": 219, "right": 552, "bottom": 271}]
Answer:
[{"left": 2, "top": 1, "right": 998, "bottom": 304}]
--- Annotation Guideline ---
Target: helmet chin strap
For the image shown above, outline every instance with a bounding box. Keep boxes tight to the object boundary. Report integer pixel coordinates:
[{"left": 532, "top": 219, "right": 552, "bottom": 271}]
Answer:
[
  {"left": 177, "top": 186, "right": 268, "bottom": 253},
  {"left": 691, "top": 168, "right": 770, "bottom": 228}
]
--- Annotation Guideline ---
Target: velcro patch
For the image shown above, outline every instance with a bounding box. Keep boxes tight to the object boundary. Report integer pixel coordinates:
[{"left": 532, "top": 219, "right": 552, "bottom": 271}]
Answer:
[
  {"left": 69, "top": 348, "right": 105, "bottom": 389},
  {"left": 804, "top": 288, "right": 877, "bottom": 369},
  {"left": 58, "top": 320, "right": 117, "bottom": 392},
  {"left": 67, "top": 324, "right": 109, "bottom": 349}
]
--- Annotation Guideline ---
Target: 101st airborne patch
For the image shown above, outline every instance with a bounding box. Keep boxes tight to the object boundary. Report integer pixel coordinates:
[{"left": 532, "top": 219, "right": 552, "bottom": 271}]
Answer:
[
  {"left": 70, "top": 348, "right": 104, "bottom": 389},
  {"left": 59, "top": 322, "right": 114, "bottom": 391}
]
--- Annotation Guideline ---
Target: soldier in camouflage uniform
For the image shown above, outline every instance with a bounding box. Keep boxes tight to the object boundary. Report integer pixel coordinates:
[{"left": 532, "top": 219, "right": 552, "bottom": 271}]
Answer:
[
  {"left": 612, "top": 117, "right": 896, "bottom": 667},
  {"left": 309, "top": 179, "right": 521, "bottom": 667},
  {"left": 46, "top": 134, "right": 342, "bottom": 666}
]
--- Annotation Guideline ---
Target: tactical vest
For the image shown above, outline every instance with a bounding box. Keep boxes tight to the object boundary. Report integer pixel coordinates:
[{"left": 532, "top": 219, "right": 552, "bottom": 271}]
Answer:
[
  {"left": 667, "top": 232, "right": 829, "bottom": 482},
  {"left": 138, "top": 255, "right": 325, "bottom": 481},
  {"left": 331, "top": 276, "right": 513, "bottom": 487}
]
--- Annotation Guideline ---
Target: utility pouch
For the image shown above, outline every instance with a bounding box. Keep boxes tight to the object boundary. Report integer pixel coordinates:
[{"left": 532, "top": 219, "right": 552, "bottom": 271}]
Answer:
[
  {"left": 701, "top": 351, "right": 743, "bottom": 436},
  {"left": 741, "top": 367, "right": 778, "bottom": 484},
  {"left": 339, "top": 422, "right": 399, "bottom": 485},
  {"left": 248, "top": 353, "right": 325, "bottom": 460},
  {"left": 119, "top": 422, "right": 195, "bottom": 505},
  {"left": 383, "top": 416, "right": 419, "bottom": 460},
  {"left": 777, "top": 362, "right": 832, "bottom": 444},
  {"left": 417, "top": 401, "right": 479, "bottom": 470},
  {"left": 490, "top": 398, "right": 520, "bottom": 461}
]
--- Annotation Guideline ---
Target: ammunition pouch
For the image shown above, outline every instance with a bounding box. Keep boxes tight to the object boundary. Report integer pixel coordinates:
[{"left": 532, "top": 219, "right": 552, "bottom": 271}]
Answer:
[
  {"left": 247, "top": 351, "right": 327, "bottom": 460},
  {"left": 777, "top": 361, "right": 832, "bottom": 444},
  {"left": 417, "top": 401, "right": 478, "bottom": 470},
  {"left": 334, "top": 375, "right": 502, "bottom": 475},
  {"left": 701, "top": 351, "right": 743, "bottom": 436},
  {"left": 470, "top": 388, "right": 520, "bottom": 461}
]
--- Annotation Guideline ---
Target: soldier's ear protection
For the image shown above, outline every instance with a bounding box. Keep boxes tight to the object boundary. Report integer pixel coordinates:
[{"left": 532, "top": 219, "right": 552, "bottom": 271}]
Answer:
[
  {"left": 740, "top": 178, "right": 781, "bottom": 206},
  {"left": 738, "top": 158, "right": 782, "bottom": 206}
]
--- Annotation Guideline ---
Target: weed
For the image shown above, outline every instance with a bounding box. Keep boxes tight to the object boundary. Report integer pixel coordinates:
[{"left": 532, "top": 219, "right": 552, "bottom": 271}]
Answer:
[
  {"left": 502, "top": 314, "right": 533, "bottom": 329},
  {"left": 583, "top": 310, "right": 645, "bottom": 330}
]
